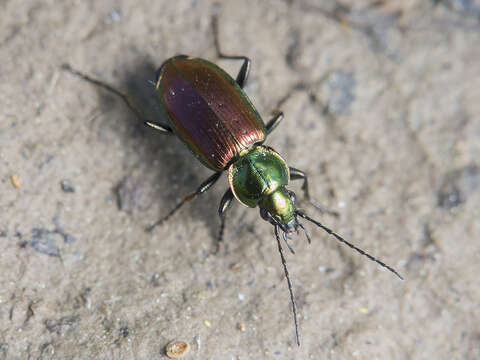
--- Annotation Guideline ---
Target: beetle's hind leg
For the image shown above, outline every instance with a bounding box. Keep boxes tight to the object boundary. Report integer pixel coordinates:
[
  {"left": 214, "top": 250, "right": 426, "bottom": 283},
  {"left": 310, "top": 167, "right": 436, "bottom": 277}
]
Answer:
[
  {"left": 289, "top": 167, "right": 339, "bottom": 217},
  {"left": 61, "top": 64, "right": 173, "bottom": 134},
  {"left": 211, "top": 15, "right": 251, "bottom": 88}
]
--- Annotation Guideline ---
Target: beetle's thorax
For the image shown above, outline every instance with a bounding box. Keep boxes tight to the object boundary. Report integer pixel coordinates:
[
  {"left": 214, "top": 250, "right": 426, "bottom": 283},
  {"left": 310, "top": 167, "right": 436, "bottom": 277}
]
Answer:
[
  {"left": 228, "top": 145, "right": 288, "bottom": 206},
  {"left": 228, "top": 145, "right": 297, "bottom": 228}
]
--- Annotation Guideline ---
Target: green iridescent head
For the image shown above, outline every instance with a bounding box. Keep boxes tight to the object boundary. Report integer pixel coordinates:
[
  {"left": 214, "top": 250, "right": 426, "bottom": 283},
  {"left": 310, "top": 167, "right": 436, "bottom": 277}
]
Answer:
[{"left": 258, "top": 187, "right": 296, "bottom": 229}]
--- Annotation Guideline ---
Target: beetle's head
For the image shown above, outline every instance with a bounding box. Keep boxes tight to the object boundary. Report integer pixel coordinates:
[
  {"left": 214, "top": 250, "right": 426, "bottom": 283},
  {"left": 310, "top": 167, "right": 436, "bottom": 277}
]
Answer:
[{"left": 259, "top": 187, "right": 308, "bottom": 239}]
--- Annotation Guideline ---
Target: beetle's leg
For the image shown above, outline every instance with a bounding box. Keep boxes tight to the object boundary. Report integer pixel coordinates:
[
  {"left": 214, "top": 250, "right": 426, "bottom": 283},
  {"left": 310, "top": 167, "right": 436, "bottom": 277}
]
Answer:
[
  {"left": 215, "top": 188, "right": 235, "bottom": 253},
  {"left": 265, "top": 111, "right": 284, "bottom": 135},
  {"left": 212, "top": 16, "right": 251, "bottom": 88},
  {"left": 146, "top": 172, "right": 223, "bottom": 232},
  {"left": 144, "top": 121, "right": 173, "bottom": 134},
  {"left": 233, "top": 58, "right": 251, "bottom": 89},
  {"left": 61, "top": 64, "right": 173, "bottom": 134},
  {"left": 289, "top": 167, "right": 339, "bottom": 217}
]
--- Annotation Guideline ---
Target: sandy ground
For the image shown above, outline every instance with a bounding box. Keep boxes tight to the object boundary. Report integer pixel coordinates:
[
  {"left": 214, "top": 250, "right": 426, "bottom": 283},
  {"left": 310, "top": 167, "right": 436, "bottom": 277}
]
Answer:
[{"left": 1, "top": 0, "right": 480, "bottom": 359}]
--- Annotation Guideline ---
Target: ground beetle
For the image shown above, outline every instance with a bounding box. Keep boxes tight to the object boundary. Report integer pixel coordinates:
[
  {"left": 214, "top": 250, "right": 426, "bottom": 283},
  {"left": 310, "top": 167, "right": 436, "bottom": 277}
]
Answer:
[{"left": 62, "top": 18, "right": 403, "bottom": 346}]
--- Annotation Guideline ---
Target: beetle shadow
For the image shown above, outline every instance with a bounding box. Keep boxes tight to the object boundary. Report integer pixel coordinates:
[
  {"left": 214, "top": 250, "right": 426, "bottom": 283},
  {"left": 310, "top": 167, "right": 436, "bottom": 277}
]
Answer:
[{"left": 91, "top": 59, "right": 224, "bottom": 244}]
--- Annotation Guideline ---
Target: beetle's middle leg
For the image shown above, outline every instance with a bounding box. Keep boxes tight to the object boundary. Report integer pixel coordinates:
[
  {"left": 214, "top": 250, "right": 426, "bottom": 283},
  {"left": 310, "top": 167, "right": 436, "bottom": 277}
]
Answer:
[{"left": 146, "top": 171, "right": 223, "bottom": 232}]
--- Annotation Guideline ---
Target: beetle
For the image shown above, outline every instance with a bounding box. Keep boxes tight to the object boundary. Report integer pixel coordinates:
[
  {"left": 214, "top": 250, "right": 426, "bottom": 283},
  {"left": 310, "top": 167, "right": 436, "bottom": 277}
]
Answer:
[{"left": 62, "top": 19, "right": 403, "bottom": 346}]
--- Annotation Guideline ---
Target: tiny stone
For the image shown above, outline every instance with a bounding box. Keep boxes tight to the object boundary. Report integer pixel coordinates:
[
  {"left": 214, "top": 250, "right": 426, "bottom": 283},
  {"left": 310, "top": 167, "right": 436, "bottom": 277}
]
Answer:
[
  {"left": 60, "top": 180, "right": 75, "bottom": 193},
  {"left": 165, "top": 341, "right": 190, "bottom": 358},
  {"left": 10, "top": 175, "right": 21, "bottom": 189}
]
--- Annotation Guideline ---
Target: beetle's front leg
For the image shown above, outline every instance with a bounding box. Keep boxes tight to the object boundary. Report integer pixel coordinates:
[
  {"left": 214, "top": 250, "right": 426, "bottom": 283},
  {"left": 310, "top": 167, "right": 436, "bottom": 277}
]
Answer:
[
  {"left": 215, "top": 188, "right": 235, "bottom": 253},
  {"left": 289, "top": 167, "right": 339, "bottom": 217}
]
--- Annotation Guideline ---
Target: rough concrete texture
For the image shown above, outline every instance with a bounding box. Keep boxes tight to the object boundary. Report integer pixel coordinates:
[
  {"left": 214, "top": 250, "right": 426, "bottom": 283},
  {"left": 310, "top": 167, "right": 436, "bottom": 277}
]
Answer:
[{"left": 1, "top": 0, "right": 479, "bottom": 359}]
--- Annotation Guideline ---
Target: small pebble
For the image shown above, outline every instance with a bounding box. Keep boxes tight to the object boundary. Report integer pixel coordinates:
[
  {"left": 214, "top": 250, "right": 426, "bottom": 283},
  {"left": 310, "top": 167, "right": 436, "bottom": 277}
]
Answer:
[
  {"left": 231, "top": 263, "right": 240, "bottom": 272},
  {"left": 165, "top": 341, "right": 189, "bottom": 358},
  {"left": 60, "top": 179, "right": 75, "bottom": 193},
  {"left": 10, "top": 175, "right": 20, "bottom": 189}
]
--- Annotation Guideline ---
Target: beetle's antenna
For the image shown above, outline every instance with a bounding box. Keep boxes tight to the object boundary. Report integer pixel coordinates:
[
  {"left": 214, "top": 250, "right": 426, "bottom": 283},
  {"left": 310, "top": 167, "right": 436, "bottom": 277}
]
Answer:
[
  {"left": 275, "top": 225, "right": 300, "bottom": 346},
  {"left": 296, "top": 211, "right": 404, "bottom": 280}
]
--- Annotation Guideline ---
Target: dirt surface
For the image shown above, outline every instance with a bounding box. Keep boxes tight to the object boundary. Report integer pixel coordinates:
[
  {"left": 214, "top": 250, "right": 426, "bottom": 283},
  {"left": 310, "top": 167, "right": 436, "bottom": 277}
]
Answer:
[{"left": 1, "top": 0, "right": 479, "bottom": 359}]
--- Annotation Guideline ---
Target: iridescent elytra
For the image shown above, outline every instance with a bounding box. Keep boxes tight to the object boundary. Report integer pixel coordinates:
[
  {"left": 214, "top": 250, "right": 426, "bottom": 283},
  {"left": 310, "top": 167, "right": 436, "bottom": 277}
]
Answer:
[{"left": 157, "top": 55, "right": 266, "bottom": 171}]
